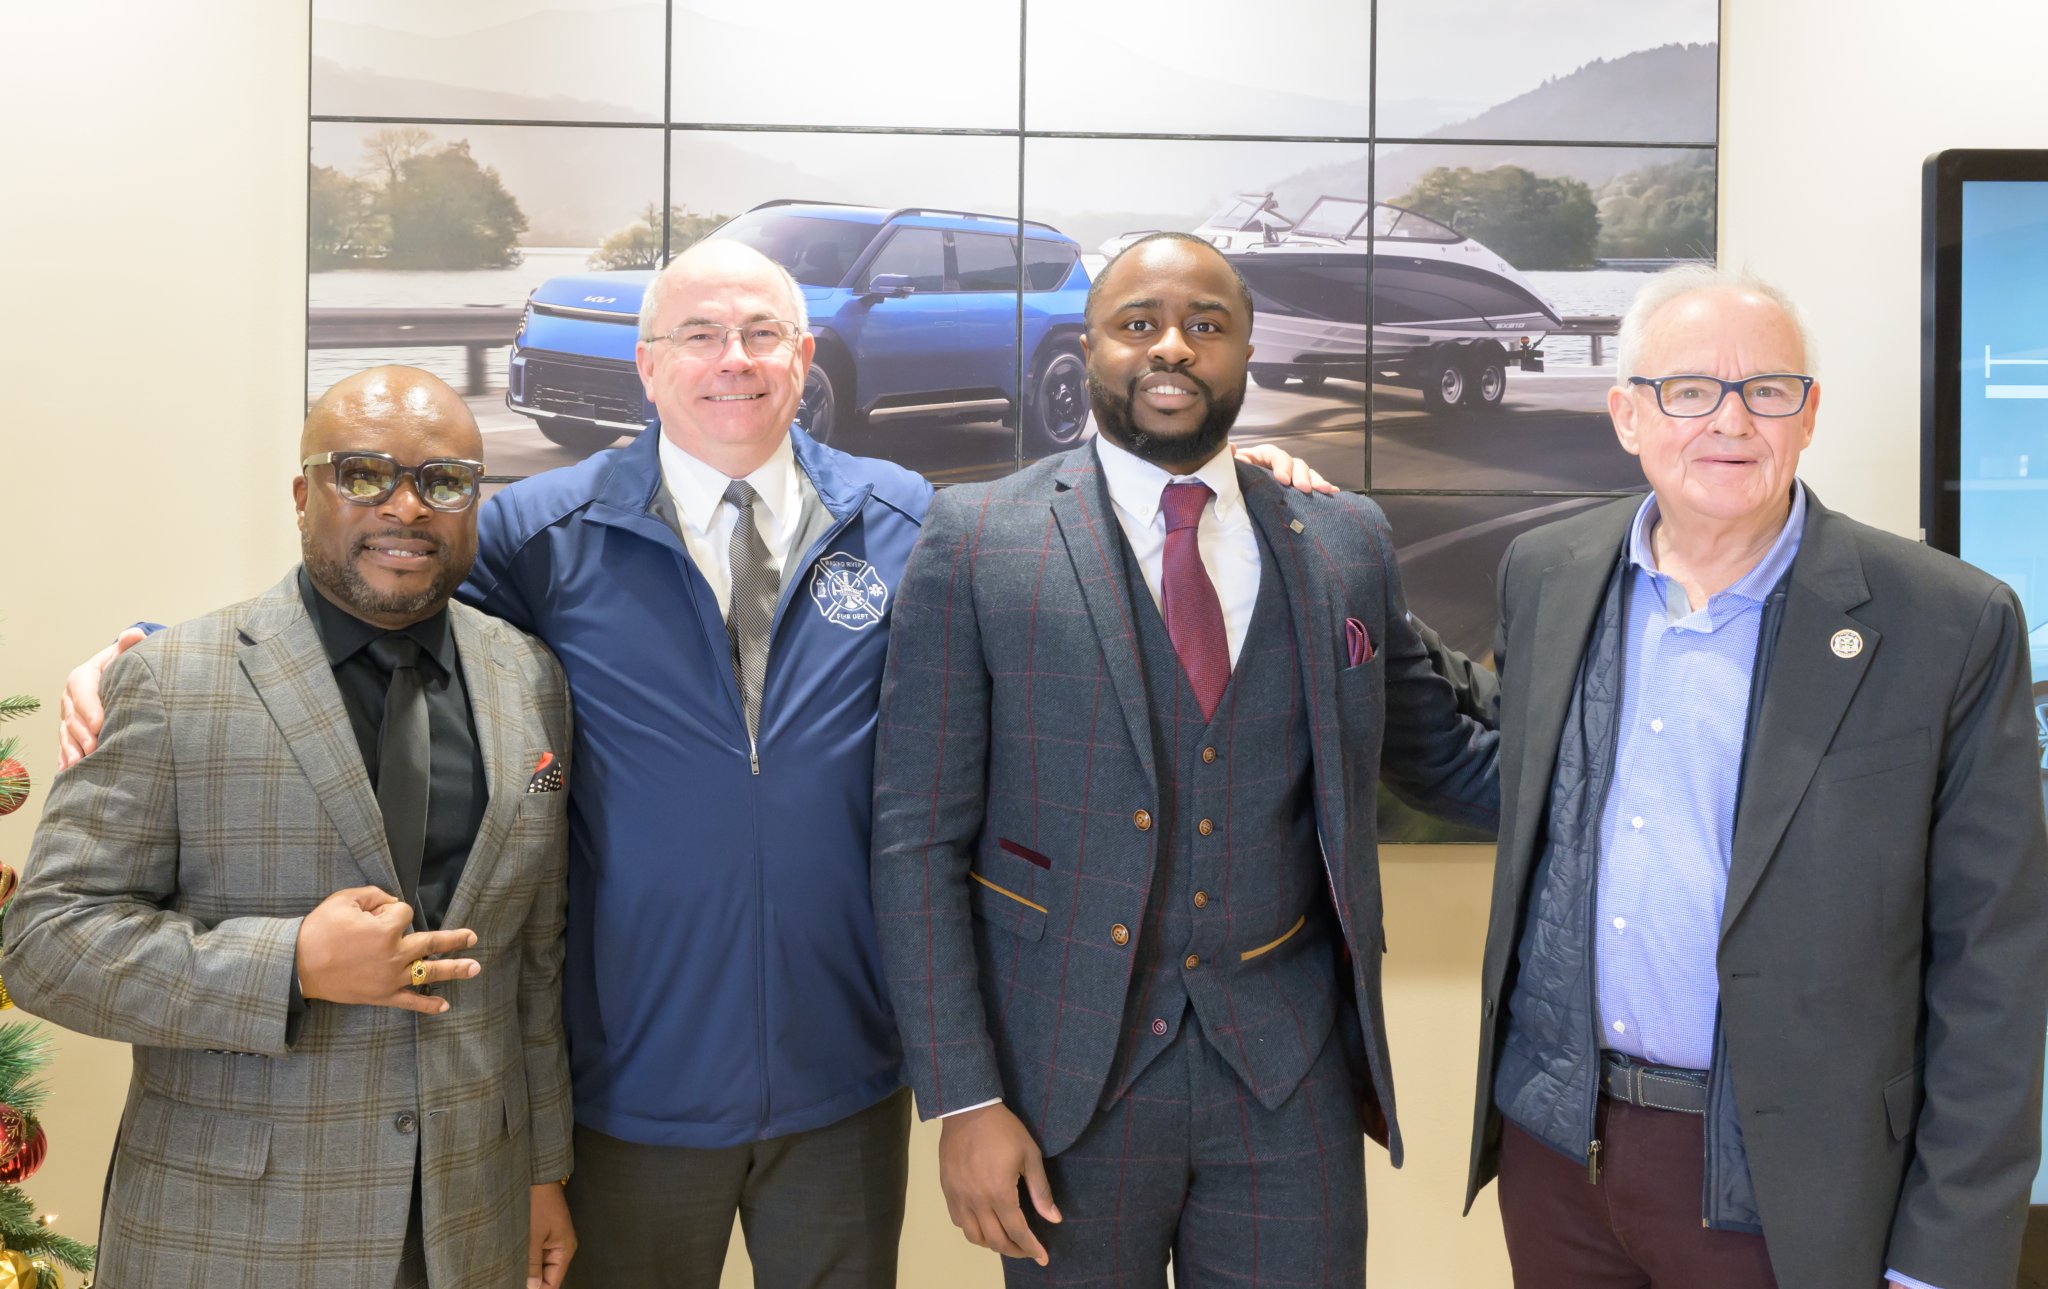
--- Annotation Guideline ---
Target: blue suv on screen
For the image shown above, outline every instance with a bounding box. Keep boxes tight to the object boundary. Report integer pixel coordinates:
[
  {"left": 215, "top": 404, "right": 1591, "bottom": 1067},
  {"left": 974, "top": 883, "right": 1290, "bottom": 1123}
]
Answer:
[{"left": 507, "top": 200, "right": 1093, "bottom": 454}]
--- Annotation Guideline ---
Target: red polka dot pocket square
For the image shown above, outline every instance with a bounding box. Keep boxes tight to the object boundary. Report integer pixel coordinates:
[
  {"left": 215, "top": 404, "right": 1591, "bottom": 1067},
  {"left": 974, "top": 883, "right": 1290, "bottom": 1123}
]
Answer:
[{"left": 527, "top": 751, "right": 567, "bottom": 794}]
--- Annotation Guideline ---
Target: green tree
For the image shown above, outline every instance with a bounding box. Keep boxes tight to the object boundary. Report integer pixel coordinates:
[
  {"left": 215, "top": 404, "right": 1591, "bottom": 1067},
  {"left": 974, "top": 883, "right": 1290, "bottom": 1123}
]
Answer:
[
  {"left": 587, "top": 205, "right": 735, "bottom": 270},
  {"left": 307, "top": 163, "right": 388, "bottom": 268},
  {"left": 1596, "top": 155, "right": 1717, "bottom": 260},
  {"left": 1396, "top": 165, "right": 1601, "bottom": 270},
  {"left": 382, "top": 140, "right": 528, "bottom": 270}
]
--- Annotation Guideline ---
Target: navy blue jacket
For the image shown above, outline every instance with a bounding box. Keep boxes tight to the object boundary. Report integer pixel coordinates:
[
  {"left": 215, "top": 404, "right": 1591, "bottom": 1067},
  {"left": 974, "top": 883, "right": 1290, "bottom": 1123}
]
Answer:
[{"left": 465, "top": 425, "right": 932, "bottom": 1147}]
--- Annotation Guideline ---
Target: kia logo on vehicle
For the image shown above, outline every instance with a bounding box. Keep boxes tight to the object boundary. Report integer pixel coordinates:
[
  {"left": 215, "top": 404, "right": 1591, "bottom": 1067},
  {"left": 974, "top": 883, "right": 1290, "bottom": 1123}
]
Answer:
[{"left": 582, "top": 295, "right": 618, "bottom": 304}]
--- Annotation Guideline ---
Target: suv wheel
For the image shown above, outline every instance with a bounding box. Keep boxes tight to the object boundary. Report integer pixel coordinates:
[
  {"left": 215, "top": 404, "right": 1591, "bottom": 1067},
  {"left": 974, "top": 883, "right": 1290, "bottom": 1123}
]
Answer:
[
  {"left": 537, "top": 418, "right": 624, "bottom": 453},
  {"left": 1027, "top": 343, "right": 1089, "bottom": 450},
  {"left": 799, "top": 358, "right": 852, "bottom": 445}
]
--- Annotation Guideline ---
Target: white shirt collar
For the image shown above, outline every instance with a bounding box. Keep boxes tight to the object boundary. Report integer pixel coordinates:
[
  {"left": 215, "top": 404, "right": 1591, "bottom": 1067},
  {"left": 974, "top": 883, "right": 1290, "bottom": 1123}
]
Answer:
[
  {"left": 1092, "top": 433, "right": 1246, "bottom": 530},
  {"left": 657, "top": 430, "right": 800, "bottom": 541}
]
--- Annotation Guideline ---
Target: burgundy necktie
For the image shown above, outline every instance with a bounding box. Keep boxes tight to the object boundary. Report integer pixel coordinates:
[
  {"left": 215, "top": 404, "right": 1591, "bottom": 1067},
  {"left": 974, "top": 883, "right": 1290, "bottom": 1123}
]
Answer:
[{"left": 1159, "top": 481, "right": 1229, "bottom": 720}]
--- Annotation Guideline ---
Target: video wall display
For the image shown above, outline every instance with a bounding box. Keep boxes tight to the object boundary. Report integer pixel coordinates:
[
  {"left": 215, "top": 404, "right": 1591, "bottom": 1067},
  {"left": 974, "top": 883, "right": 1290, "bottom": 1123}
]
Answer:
[
  {"left": 310, "top": 0, "right": 1721, "bottom": 838},
  {"left": 1922, "top": 156, "right": 2048, "bottom": 1193}
]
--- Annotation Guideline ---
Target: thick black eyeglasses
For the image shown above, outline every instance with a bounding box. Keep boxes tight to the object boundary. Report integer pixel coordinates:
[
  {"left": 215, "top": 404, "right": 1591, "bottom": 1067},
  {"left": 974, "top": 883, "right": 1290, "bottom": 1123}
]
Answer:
[
  {"left": 302, "top": 451, "right": 485, "bottom": 512},
  {"left": 1627, "top": 373, "right": 1815, "bottom": 418}
]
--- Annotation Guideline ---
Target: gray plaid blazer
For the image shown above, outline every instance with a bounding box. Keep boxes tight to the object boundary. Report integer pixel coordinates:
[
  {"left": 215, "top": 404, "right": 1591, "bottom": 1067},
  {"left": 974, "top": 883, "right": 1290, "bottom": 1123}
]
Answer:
[
  {"left": 870, "top": 446, "right": 1498, "bottom": 1164},
  {"left": 5, "top": 571, "right": 574, "bottom": 1289}
]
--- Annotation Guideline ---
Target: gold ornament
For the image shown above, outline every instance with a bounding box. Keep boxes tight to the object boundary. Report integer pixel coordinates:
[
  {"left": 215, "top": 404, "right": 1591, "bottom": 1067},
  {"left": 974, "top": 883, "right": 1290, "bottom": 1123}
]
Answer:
[
  {"left": 0, "top": 973, "right": 12, "bottom": 1011},
  {"left": 0, "top": 1249, "right": 35, "bottom": 1289}
]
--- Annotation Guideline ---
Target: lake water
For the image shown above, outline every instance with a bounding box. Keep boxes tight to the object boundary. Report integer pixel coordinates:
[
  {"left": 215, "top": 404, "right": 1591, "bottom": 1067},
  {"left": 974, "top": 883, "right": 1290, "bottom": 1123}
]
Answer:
[{"left": 305, "top": 255, "right": 1653, "bottom": 396}]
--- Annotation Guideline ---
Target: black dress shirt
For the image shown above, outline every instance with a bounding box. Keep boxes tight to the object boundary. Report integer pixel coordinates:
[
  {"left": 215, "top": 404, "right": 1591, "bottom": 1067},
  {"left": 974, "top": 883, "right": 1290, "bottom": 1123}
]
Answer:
[{"left": 297, "top": 570, "right": 486, "bottom": 929}]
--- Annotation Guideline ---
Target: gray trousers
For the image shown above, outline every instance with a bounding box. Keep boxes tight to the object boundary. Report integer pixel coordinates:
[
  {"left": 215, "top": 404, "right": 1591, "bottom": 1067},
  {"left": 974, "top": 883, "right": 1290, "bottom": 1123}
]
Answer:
[
  {"left": 1005, "top": 1015, "right": 1366, "bottom": 1289},
  {"left": 562, "top": 1087, "right": 911, "bottom": 1289}
]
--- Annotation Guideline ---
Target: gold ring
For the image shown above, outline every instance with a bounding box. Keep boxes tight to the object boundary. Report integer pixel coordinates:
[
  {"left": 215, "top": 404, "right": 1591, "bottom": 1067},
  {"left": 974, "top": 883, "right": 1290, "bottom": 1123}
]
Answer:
[{"left": 408, "top": 959, "right": 429, "bottom": 988}]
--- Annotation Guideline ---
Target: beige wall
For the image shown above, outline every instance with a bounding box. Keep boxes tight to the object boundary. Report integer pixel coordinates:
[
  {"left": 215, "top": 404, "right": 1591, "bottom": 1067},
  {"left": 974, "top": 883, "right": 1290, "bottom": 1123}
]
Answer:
[{"left": 3, "top": 1, "right": 2046, "bottom": 1283}]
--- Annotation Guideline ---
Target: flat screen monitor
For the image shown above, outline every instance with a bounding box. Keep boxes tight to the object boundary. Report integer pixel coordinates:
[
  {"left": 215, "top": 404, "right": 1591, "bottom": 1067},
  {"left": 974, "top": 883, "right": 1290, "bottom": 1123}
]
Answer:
[{"left": 1921, "top": 147, "right": 2048, "bottom": 1203}]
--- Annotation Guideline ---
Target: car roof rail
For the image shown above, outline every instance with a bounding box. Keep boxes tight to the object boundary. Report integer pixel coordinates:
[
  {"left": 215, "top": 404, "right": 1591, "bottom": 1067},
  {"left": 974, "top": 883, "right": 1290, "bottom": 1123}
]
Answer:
[
  {"left": 741, "top": 198, "right": 1068, "bottom": 240},
  {"left": 884, "top": 207, "right": 1065, "bottom": 236}
]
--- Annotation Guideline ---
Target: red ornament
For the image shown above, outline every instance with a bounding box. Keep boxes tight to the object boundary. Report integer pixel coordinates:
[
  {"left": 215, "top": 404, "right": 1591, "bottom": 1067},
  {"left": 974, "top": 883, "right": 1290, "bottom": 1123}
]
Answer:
[
  {"left": 0, "top": 760, "right": 27, "bottom": 817},
  {"left": 0, "top": 1115, "right": 47, "bottom": 1183}
]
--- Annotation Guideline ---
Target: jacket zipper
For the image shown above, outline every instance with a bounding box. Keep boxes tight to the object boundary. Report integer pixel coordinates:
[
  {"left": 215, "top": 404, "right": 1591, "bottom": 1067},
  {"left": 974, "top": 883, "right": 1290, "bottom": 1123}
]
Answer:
[{"left": 746, "top": 478, "right": 869, "bottom": 1130}]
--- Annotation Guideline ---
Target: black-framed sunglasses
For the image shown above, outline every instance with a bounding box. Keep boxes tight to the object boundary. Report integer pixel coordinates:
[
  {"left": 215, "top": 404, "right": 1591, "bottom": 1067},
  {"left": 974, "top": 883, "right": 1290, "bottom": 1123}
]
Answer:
[
  {"left": 301, "top": 450, "right": 485, "bottom": 513},
  {"left": 1627, "top": 373, "right": 1816, "bottom": 418}
]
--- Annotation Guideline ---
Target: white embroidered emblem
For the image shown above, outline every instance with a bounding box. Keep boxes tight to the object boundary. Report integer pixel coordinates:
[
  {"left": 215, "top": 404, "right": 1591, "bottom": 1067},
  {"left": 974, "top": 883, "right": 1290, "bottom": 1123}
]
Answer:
[{"left": 810, "top": 552, "right": 889, "bottom": 631}]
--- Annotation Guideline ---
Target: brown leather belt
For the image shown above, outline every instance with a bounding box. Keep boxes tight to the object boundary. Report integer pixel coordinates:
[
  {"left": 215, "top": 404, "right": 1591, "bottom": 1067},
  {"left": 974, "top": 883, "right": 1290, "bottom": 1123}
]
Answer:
[{"left": 1600, "top": 1050, "right": 1707, "bottom": 1115}]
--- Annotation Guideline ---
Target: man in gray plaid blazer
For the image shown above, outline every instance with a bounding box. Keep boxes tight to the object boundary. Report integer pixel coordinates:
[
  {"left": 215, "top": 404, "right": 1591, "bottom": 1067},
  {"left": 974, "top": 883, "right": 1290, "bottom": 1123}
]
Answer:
[
  {"left": 871, "top": 235, "right": 1499, "bottom": 1286},
  {"left": 5, "top": 368, "right": 575, "bottom": 1289}
]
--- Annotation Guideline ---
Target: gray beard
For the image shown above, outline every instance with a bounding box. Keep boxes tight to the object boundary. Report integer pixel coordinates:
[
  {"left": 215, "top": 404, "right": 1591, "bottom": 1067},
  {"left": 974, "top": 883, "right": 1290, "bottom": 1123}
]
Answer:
[{"left": 302, "top": 533, "right": 464, "bottom": 623}]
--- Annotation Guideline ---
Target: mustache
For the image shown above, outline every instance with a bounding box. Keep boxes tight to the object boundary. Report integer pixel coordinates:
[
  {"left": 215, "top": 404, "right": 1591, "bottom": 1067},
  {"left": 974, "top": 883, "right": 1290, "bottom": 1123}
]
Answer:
[
  {"left": 352, "top": 529, "right": 444, "bottom": 554},
  {"left": 1128, "top": 366, "right": 1215, "bottom": 404}
]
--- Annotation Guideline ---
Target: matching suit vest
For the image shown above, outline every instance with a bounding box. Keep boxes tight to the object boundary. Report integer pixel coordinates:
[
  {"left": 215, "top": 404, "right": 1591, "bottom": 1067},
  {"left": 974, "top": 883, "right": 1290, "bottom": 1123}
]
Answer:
[{"left": 1101, "top": 526, "right": 1342, "bottom": 1111}]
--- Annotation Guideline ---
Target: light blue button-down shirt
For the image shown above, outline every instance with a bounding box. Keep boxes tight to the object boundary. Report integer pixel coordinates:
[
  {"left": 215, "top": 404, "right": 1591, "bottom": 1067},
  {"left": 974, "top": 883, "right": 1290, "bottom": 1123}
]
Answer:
[{"left": 1595, "top": 486, "right": 1804, "bottom": 1071}]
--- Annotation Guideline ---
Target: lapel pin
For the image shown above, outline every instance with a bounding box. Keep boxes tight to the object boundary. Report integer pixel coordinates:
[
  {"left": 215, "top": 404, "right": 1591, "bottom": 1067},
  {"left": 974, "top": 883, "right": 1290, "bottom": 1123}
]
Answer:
[
  {"left": 1829, "top": 629, "right": 1863, "bottom": 659},
  {"left": 1289, "top": 519, "right": 1305, "bottom": 534}
]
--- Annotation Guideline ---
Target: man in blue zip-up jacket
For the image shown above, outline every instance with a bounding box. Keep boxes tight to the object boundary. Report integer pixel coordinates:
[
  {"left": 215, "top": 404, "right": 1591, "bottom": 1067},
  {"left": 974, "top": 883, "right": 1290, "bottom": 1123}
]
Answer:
[{"left": 464, "top": 240, "right": 931, "bottom": 1287}]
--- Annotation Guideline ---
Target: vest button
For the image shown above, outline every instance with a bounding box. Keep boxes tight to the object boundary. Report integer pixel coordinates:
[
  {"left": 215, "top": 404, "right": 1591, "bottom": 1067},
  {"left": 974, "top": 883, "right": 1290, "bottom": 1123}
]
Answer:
[
  {"left": 1197, "top": 818, "right": 1214, "bottom": 836},
  {"left": 1192, "top": 890, "right": 1209, "bottom": 909},
  {"left": 1133, "top": 809, "right": 1152, "bottom": 831},
  {"left": 1111, "top": 924, "right": 1130, "bottom": 946},
  {"left": 1184, "top": 954, "right": 1200, "bottom": 970},
  {"left": 1201, "top": 746, "right": 1218, "bottom": 764},
  {"left": 1151, "top": 1018, "right": 1168, "bottom": 1036},
  {"left": 394, "top": 1112, "right": 417, "bottom": 1134}
]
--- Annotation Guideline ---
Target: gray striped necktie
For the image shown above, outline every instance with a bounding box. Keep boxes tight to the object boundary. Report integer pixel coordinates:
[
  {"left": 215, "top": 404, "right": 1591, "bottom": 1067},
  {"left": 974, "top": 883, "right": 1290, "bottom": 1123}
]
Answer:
[{"left": 723, "top": 479, "right": 778, "bottom": 743}]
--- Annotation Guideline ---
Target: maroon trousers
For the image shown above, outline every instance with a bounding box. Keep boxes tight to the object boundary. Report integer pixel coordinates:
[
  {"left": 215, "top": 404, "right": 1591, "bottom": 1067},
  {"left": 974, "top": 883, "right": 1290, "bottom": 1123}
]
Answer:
[{"left": 1497, "top": 1097, "right": 1780, "bottom": 1289}]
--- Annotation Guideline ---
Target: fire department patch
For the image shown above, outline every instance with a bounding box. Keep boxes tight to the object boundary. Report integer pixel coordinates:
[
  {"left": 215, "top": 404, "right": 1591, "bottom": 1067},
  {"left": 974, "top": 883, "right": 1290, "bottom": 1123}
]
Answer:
[{"left": 809, "top": 552, "right": 889, "bottom": 632}]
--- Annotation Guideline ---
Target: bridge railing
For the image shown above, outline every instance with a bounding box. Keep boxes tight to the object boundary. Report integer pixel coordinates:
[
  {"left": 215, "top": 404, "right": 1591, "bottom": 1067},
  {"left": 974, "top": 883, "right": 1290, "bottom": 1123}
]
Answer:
[{"left": 308, "top": 307, "right": 521, "bottom": 395}]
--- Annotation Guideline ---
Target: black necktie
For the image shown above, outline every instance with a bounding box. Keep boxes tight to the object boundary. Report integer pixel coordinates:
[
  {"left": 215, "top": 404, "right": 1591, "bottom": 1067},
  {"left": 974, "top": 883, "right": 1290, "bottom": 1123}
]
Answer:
[
  {"left": 368, "top": 634, "right": 430, "bottom": 924},
  {"left": 724, "top": 480, "right": 778, "bottom": 744}
]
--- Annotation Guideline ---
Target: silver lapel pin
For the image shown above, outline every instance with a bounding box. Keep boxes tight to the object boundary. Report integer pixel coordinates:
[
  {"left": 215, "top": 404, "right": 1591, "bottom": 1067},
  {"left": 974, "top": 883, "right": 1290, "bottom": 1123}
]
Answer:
[{"left": 1829, "top": 629, "right": 1864, "bottom": 659}]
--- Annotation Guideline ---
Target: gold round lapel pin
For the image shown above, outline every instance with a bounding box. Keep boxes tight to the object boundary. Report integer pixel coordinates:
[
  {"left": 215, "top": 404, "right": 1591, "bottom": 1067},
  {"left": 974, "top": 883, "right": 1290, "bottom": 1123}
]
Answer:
[{"left": 1829, "top": 629, "right": 1864, "bottom": 659}]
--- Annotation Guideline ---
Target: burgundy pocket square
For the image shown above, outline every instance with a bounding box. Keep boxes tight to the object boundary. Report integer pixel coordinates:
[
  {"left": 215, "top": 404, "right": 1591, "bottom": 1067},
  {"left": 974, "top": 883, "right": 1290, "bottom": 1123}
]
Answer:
[
  {"left": 1345, "top": 617, "right": 1374, "bottom": 667},
  {"left": 999, "top": 838, "right": 1054, "bottom": 870},
  {"left": 527, "top": 752, "right": 566, "bottom": 794}
]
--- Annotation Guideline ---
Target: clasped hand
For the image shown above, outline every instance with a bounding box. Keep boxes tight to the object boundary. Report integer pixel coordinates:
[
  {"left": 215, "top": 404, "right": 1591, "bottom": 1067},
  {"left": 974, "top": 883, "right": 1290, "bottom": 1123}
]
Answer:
[{"left": 295, "top": 886, "right": 479, "bottom": 1015}]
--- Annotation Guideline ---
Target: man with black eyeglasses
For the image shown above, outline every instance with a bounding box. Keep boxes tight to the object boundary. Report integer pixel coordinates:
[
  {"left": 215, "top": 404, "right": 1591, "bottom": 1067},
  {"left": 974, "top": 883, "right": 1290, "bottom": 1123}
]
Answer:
[
  {"left": 1461, "top": 267, "right": 2048, "bottom": 1289},
  {"left": 7, "top": 367, "right": 577, "bottom": 1289}
]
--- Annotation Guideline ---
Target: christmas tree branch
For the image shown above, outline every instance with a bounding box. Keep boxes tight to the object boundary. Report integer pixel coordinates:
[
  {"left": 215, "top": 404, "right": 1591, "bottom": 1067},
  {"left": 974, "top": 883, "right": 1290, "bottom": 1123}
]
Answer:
[
  {"left": 0, "top": 697, "right": 37, "bottom": 723},
  {"left": 0, "top": 1028, "right": 50, "bottom": 1118}
]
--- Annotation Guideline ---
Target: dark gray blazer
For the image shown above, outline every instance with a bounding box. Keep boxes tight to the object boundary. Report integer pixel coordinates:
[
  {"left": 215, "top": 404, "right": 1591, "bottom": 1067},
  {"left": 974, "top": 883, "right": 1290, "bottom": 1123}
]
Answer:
[
  {"left": 871, "top": 445, "right": 1497, "bottom": 1164},
  {"left": 1466, "top": 489, "right": 2048, "bottom": 1289}
]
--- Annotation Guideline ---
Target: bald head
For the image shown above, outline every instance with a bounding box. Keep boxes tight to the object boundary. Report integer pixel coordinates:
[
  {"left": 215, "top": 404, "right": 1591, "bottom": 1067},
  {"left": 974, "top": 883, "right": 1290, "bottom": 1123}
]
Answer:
[
  {"left": 640, "top": 239, "right": 809, "bottom": 341},
  {"left": 294, "top": 365, "right": 483, "bottom": 629},
  {"left": 301, "top": 365, "right": 481, "bottom": 460}
]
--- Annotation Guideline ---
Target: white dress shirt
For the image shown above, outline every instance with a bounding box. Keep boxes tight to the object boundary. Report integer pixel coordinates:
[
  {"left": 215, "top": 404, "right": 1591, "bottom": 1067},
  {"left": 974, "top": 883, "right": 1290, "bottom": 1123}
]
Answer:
[
  {"left": 656, "top": 431, "right": 805, "bottom": 621},
  {"left": 1092, "top": 433, "right": 1263, "bottom": 666}
]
